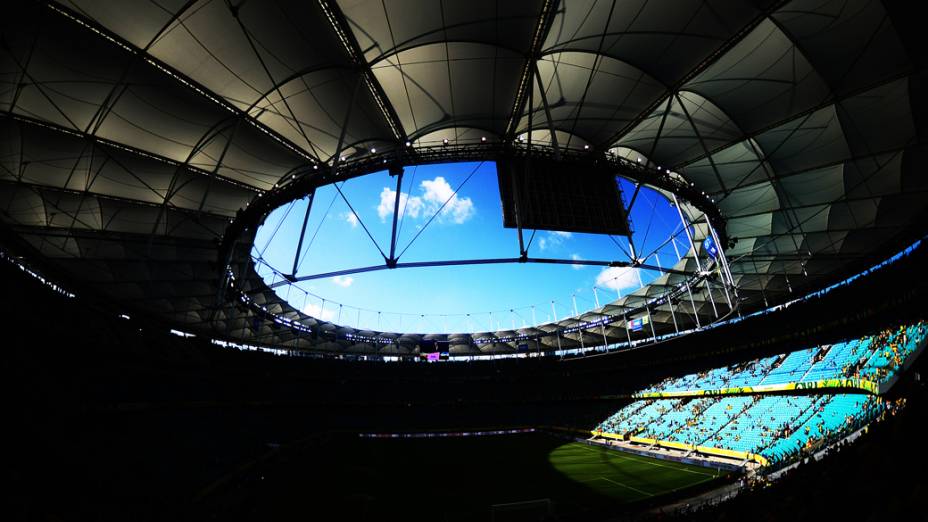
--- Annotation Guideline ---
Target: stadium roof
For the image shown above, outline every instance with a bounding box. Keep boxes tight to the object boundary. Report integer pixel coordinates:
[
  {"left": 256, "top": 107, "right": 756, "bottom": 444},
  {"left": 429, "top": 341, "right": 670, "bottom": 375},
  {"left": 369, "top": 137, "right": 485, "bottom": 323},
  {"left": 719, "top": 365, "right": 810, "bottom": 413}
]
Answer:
[{"left": 1, "top": 0, "right": 926, "bottom": 354}]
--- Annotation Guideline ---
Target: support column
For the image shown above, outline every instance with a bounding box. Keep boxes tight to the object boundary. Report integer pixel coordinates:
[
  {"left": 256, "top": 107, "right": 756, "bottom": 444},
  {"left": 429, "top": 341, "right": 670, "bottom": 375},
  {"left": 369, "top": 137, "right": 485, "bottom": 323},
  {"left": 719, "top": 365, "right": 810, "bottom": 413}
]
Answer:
[
  {"left": 708, "top": 215, "right": 738, "bottom": 308},
  {"left": 685, "top": 281, "right": 701, "bottom": 328},
  {"left": 647, "top": 305, "right": 657, "bottom": 342},
  {"left": 578, "top": 319, "right": 585, "bottom": 350},
  {"left": 388, "top": 167, "right": 405, "bottom": 264},
  {"left": 291, "top": 189, "right": 316, "bottom": 276},
  {"left": 672, "top": 193, "right": 702, "bottom": 271},
  {"left": 705, "top": 280, "right": 719, "bottom": 318},
  {"left": 623, "top": 314, "right": 633, "bottom": 347},
  {"left": 675, "top": 199, "right": 718, "bottom": 315}
]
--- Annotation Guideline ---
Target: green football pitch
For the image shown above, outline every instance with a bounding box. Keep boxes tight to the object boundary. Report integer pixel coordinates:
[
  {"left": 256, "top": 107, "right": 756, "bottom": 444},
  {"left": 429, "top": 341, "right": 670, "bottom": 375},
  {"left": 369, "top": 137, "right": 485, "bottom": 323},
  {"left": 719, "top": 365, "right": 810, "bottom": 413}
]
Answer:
[{"left": 220, "top": 432, "right": 727, "bottom": 520}]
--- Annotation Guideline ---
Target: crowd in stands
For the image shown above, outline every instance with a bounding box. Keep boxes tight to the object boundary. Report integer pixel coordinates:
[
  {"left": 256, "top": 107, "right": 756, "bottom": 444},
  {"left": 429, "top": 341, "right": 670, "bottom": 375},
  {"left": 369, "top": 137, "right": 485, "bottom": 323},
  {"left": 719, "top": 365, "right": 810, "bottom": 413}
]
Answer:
[
  {"left": 651, "top": 390, "right": 921, "bottom": 522},
  {"left": 595, "top": 321, "right": 925, "bottom": 469},
  {"left": 854, "top": 323, "right": 924, "bottom": 382},
  {"left": 639, "top": 320, "right": 927, "bottom": 394},
  {"left": 596, "top": 394, "right": 889, "bottom": 466}
]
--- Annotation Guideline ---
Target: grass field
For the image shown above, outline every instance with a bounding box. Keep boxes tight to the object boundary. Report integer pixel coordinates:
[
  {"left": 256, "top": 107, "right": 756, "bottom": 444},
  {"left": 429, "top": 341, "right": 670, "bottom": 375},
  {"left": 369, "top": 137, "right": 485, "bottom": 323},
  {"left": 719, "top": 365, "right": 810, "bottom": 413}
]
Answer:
[
  {"left": 215, "top": 432, "right": 727, "bottom": 521},
  {"left": 547, "top": 440, "right": 723, "bottom": 503}
]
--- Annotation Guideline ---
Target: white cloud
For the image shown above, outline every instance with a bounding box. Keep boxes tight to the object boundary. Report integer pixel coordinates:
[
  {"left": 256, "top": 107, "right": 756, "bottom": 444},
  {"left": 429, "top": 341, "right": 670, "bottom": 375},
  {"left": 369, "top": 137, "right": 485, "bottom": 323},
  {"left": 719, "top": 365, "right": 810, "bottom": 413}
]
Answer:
[
  {"left": 377, "top": 188, "right": 394, "bottom": 221},
  {"left": 376, "top": 176, "right": 474, "bottom": 224},
  {"left": 420, "top": 176, "right": 474, "bottom": 224},
  {"left": 571, "top": 253, "right": 585, "bottom": 270},
  {"left": 302, "top": 301, "right": 336, "bottom": 321},
  {"left": 377, "top": 187, "right": 423, "bottom": 222},
  {"left": 332, "top": 275, "right": 354, "bottom": 287},
  {"left": 595, "top": 266, "right": 644, "bottom": 292},
  {"left": 342, "top": 211, "right": 359, "bottom": 228},
  {"left": 538, "top": 230, "right": 571, "bottom": 251}
]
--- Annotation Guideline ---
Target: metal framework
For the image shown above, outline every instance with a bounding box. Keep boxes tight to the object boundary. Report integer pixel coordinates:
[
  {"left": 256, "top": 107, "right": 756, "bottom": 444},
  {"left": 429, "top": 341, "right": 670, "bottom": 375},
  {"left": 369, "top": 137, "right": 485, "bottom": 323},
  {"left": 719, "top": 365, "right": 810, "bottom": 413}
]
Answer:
[
  {"left": 2, "top": 0, "right": 923, "bottom": 358},
  {"left": 216, "top": 141, "right": 740, "bottom": 354},
  {"left": 218, "top": 142, "right": 728, "bottom": 279},
  {"left": 271, "top": 256, "right": 690, "bottom": 288}
]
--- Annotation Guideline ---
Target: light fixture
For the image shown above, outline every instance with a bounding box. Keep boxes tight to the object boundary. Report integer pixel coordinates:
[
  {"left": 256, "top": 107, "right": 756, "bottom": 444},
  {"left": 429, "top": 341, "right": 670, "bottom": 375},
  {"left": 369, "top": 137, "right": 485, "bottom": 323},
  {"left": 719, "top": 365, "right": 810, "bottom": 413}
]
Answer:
[
  {"left": 370, "top": 147, "right": 376, "bottom": 153},
  {"left": 584, "top": 144, "right": 590, "bottom": 150},
  {"left": 405, "top": 141, "right": 411, "bottom": 147},
  {"left": 442, "top": 138, "right": 449, "bottom": 145},
  {"left": 481, "top": 136, "right": 487, "bottom": 142}
]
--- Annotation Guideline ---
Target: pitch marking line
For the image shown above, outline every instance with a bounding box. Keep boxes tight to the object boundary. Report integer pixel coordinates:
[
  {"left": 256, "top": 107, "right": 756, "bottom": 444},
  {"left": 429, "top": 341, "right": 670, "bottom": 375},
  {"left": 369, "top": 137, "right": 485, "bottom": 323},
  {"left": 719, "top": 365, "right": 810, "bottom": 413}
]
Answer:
[
  {"left": 571, "top": 442, "right": 717, "bottom": 477},
  {"left": 597, "top": 476, "right": 654, "bottom": 497}
]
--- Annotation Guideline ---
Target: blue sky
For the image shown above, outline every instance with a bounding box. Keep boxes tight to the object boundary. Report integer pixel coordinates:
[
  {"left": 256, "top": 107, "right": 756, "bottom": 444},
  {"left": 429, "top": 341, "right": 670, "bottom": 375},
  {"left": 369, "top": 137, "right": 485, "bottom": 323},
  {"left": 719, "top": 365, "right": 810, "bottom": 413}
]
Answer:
[{"left": 253, "top": 161, "right": 689, "bottom": 333}]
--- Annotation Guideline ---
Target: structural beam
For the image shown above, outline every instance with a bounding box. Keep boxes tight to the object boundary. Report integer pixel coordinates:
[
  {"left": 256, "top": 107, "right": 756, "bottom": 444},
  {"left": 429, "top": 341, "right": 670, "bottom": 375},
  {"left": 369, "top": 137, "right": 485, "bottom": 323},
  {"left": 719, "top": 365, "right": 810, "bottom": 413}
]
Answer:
[
  {"left": 387, "top": 166, "right": 405, "bottom": 264},
  {"left": 597, "top": 0, "right": 790, "bottom": 149},
  {"left": 317, "top": 0, "right": 406, "bottom": 140},
  {"left": 290, "top": 189, "right": 316, "bottom": 276},
  {"left": 504, "top": 0, "right": 561, "bottom": 140},
  {"left": 46, "top": 1, "right": 319, "bottom": 164},
  {"left": 533, "top": 60, "right": 561, "bottom": 160},
  {"left": 270, "top": 255, "right": 691, "bottom": 288}
]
